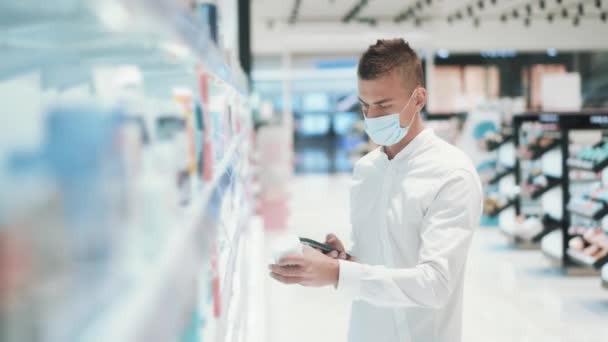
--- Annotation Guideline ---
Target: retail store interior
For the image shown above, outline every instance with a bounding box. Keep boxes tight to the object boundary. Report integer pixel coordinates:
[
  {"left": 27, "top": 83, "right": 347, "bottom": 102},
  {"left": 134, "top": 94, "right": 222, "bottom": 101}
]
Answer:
[{"left": 1, "top": 1, "right": 608, "bottom": 342}]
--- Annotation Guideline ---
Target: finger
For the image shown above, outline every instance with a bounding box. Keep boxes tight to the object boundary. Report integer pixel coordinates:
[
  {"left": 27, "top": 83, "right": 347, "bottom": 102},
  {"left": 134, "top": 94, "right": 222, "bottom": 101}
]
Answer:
[
  {"left": 338, "top": 252, "right": 347, "bottom": 260},
  {"left": 270, "top": 272, "right": 303, "bottom": 285},
  {"left": 326, "top": 234, "right": 337, "bottom": 244},
  {"left": 270, "top": 265, "right": 304, "bottom": 277},
  {"left": 278, "top": 255, "right": 304, "bottom": 266},
  {"left": 328, "top": 250, "right": 339, "bottom": 258},
  {"left": 325, "top": 234, "right": 345, "bottom": 251}
]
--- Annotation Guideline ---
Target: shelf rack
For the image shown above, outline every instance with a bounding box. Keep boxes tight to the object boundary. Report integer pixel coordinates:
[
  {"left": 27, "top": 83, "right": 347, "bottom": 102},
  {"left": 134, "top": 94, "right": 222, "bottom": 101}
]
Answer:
[
  {"left": 508, "top": 114, "right": 564, "bottom": 248},
  {"left": 529, "top": 176, "right": 562, "bottom": 200},
  {"left": 0, "top": 1, "right": 256, "bottom": 341},
  {"left": 559, "top": 112, "right": 608, "bottom": 273},
  {"left": 488, "top": 167, "right": 515, "bottom": 185}
]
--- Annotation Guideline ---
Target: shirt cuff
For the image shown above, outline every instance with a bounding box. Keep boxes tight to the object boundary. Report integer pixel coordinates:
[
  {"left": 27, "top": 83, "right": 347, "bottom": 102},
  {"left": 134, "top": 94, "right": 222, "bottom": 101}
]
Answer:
[{"left": 336, "top": 260, "right": 364, "bottom": 299}]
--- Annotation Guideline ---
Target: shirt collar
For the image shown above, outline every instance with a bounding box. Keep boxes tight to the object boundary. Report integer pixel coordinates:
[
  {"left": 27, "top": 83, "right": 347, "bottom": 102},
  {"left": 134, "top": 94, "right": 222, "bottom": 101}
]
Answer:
[{"left": 378, "top": 128, "right": 435, "bottom": 163}]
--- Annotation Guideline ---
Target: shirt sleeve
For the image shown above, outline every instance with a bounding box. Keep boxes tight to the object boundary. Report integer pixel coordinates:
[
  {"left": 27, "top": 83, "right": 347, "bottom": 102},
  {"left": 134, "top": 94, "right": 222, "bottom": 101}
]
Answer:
[{"left": 336, "top": 169, "right": 482, "bottom": 309}]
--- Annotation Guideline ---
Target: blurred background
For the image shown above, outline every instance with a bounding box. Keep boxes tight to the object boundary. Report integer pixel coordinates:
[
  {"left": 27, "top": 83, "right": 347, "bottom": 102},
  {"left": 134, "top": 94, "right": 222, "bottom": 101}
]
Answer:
[{"left": 0, "top": 1, "right": 607, "bottom": 342}]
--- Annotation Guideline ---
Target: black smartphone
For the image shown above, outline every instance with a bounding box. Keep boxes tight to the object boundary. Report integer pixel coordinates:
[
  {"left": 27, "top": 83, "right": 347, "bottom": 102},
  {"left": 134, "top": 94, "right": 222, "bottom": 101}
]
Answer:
[{"left": 299, "top": 237, "right": 351, "bottom": 259}]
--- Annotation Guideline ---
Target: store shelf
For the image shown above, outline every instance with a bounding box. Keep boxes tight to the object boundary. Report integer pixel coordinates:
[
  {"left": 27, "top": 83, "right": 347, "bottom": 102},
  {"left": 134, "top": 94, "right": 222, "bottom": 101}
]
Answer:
[
  {"left": 499, "top": 225, "right": 539, "bottom": 249},
  {"left": 570, "top": 170, "right": 602, "bottom": 183},
  {"left": 488, "top": 167, "right": 514, "bottom": 185},
  {"left": 485, "top": 134, "right": 513, "bottom": 152},
  {"left": 520, "top": 139, "right": 562, "bottom": 160},
  {"left": 566, "top": 249, "right": 608, "bottom": 270},
  {"left": 567, "top": 201, "right": 608, "bottom": 221},
  {"left": 530, "top": 177, "right": 562, "bottom": 200},
  {"left": 532, "top": 215, "right": 562, "bottom": 243},
  {"left": 80, "top": 134, "right": 246, "bottom": 342},
  {"left": 567, "top": 156, "right": 608, "bottom": 173},
  {"left": 486, "top": 199, "right": 516, "bottom": 217}
]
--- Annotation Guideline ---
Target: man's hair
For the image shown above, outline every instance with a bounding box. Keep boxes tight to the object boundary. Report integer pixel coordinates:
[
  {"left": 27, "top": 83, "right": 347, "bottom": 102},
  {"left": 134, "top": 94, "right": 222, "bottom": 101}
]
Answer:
[{"left": 357, "top": 38, "right": 423, "bottom": 88}]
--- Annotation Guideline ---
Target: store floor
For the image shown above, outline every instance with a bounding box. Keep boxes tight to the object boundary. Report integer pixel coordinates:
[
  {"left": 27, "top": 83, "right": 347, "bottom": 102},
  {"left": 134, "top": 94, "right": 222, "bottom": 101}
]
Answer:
[{"left": 265, "top": 174, "right": 608, "bottom": 342}]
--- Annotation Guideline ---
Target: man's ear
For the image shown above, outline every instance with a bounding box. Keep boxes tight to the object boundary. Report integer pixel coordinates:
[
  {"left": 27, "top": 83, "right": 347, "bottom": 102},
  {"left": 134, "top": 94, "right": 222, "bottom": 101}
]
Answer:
[{"left": 416, "top": 87, "right": 427, "bottom": 111}]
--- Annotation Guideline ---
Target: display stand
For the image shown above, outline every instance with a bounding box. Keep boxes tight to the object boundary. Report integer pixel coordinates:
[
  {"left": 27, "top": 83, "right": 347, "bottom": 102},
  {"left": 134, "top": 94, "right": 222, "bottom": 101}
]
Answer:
[
  {"left": 0, "top": 1, "right": 261, "bottom": 342},
  {"left": 499, "top": 114, "right": 563, "bottom": 248},
  {"left": 559, "top": 113, "right": 608, "bottom": 276},
  {"left": 482, "top": 120, "right": 517, "bottom": 228}
]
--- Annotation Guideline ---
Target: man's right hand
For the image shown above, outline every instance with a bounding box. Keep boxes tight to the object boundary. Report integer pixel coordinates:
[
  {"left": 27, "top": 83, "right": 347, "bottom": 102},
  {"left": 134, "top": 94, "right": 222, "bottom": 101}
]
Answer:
[{"left": 325, "top": 234, "right": 349, "bottom": 260}]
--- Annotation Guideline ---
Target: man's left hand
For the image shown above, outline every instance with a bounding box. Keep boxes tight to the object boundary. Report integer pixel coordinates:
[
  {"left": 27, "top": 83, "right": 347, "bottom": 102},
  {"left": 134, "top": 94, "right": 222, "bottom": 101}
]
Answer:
[{"left": 269, "top": 245, "right": 339, "bottom": 287}]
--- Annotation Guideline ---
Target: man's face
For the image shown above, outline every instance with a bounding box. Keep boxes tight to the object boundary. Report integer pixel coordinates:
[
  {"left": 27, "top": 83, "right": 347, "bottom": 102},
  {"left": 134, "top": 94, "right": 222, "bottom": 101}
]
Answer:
[{"left": 358, "top": 70, "right": 422, "bottom": 126}]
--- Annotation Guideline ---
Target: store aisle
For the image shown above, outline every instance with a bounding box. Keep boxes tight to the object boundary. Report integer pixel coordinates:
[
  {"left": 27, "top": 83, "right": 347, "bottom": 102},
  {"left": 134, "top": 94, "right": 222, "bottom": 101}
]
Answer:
[
  {"left": 265, "top": 175, "right": 353, "bottom": 342},
  {"left": 266, "top": 175, "right": 608, "bottom": 342}
]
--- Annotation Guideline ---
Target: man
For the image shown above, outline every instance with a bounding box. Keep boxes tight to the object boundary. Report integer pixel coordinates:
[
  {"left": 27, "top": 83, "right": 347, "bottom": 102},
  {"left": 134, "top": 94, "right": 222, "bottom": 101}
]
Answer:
[{"left": 270, "top": 39, "right": 482, "bottom": 342}]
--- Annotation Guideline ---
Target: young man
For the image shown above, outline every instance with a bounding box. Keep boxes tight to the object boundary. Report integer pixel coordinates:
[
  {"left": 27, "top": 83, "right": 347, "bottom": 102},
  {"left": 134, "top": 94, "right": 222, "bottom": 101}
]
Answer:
[{"left": 270, "top": 39, "right": 483, "bottom": 342}]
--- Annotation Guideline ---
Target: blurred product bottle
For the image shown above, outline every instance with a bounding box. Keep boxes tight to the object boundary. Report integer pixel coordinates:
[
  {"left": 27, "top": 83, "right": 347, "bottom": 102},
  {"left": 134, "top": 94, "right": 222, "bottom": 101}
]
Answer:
[{"left": 156, "top": 114, "right": 191, "bottom": 206}]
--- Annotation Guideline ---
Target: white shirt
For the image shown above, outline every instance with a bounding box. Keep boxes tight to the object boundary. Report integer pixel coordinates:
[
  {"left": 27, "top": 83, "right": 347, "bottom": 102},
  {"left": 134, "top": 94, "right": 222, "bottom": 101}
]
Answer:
[{"left": 337, "top": 128, "right": 482, "bottom": 342}]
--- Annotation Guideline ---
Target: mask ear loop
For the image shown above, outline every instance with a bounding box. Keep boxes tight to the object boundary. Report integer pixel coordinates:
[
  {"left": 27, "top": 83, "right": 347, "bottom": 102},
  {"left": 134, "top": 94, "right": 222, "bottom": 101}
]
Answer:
[{"left": 398, "top": 88, "right": 420, "bottom": 128}]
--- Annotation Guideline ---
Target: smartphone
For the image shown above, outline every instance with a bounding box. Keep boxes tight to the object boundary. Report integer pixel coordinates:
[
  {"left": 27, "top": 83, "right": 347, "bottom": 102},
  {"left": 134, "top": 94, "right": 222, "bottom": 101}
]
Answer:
[{"left": 299, "top": 237, "right": 351, "bottom": 259}]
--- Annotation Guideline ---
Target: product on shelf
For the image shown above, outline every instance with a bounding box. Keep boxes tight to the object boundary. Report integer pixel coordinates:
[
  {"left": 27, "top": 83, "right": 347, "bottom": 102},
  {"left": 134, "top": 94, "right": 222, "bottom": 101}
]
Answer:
[
  {"left": 569, "top": 170, "right": 602, "bottom": 182},
  {"left": 567, "top": 227, "right": 608, "bottom": 268},
  {"left": 483, "top": 129, "right": 513, "bottom": 152},
  {"left": 508, "top": 214, "right": 561, "bottom": 242},
  {"left": 518, "top": 135, "right": 561, "bottom": 160},
  {"left": 567, "top": 197, "right": 606, "bottom": 220},
  {"left": 484, "top": 166, "right": 514, "bottom": 185},
  {"left": 483, "top": 192, "right": 517, "bottom": 217},
  {"left": 512, "top": 215, "right": 544, "bottom": 241},
  {"left": 567, "top": 139, "right": 608, "bottom": 172},
  {"left": 567, "top": 186, "right": 608, "bottom": 221},
  {"left": 524, "top": 174, "right": 562, "bottom": 199}
]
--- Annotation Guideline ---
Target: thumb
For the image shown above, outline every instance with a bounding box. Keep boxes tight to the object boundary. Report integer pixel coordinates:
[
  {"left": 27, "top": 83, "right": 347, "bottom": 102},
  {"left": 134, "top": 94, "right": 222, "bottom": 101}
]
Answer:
[{"left": 325, "top": 233, "right": 345, "bottom": 251}]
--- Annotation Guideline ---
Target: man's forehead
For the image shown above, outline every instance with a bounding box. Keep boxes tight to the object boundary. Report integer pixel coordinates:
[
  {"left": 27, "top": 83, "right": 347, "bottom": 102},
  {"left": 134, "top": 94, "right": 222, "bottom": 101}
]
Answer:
[{"left": 358, "top": 76, "right": 412, "bottom": 101}]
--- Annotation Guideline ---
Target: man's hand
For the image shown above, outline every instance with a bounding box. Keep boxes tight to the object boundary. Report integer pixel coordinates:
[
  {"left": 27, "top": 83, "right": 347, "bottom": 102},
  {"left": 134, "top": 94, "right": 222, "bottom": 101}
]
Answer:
[
  {"left": 269, "top": 246, "right": 339, "bottom": 287},
  {"left": 325, "top": 234, "right": 349, "bottom": 260}
]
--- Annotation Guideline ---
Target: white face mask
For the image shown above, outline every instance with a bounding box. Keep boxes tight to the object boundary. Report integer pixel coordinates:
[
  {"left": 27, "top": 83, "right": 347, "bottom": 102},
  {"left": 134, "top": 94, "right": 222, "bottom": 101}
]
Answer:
[{"left": 363, "top": 90, "right": 417, "bottom": 146}]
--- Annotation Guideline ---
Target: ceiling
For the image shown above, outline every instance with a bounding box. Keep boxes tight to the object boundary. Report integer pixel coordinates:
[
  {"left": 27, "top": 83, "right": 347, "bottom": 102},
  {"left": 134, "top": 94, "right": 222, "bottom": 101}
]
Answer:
[{"left": 251, "top": 0, "right": 608, "bottom": 55}]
